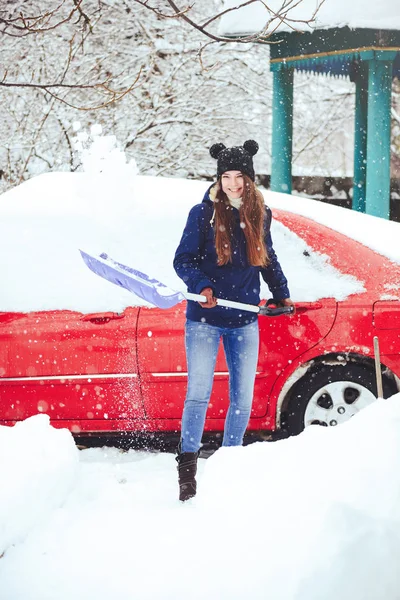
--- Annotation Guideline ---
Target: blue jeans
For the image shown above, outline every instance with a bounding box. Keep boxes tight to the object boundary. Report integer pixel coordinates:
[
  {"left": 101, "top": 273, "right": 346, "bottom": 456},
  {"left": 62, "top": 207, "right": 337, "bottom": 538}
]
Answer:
[{"left": 181, "top": 319, "right": 259, "bottom": 453}]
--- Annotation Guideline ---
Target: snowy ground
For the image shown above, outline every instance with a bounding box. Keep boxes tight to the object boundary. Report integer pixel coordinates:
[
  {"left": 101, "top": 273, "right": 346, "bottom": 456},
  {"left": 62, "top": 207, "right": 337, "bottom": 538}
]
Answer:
[{"left": 2, "top": 397, "right": 400, "bottom": 600}]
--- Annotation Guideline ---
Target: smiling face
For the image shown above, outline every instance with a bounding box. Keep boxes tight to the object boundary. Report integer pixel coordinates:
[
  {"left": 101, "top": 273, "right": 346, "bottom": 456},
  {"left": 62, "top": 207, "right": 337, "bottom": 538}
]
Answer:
[{"left": 220, "top": 170, "right": 244, "bottom": 199}]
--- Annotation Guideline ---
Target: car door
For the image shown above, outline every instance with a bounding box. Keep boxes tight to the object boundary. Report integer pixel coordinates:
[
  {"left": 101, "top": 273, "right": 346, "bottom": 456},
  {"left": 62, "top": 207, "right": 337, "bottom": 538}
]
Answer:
[
  {"left": 256, "top": 299, "right": 338, "bottom": 415},
  {"left": 0, "top": 307, "right": 144, "bottom": 426}
]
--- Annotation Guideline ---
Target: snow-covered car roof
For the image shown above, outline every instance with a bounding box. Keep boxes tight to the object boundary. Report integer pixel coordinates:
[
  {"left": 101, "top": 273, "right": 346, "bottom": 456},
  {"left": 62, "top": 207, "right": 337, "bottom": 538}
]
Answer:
[{"left": 0, "top": 172, "right": 398, "bottom": 313}]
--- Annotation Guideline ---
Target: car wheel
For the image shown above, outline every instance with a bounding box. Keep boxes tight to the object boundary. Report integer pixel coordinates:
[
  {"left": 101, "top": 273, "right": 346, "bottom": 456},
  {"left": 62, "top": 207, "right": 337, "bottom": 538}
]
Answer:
[{"left": 285, "top": 363, "right": 395, "bottom": 436}]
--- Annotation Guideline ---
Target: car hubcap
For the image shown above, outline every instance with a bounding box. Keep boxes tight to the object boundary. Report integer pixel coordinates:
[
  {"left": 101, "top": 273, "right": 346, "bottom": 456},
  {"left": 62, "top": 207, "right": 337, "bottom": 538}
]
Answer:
[{"left": 304, "top": 380, "right": 376, "bottom": 428}]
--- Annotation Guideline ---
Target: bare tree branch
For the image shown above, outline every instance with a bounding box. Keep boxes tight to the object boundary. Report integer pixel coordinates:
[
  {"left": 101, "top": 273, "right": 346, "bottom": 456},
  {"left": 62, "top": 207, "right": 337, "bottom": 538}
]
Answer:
[
  {"left": 134, "top": 0, "right": 326, "bottom": 44},
  {"left": 132, "top": 0, "right": 193, "bottom": 19},
  {"left": 0, "top": 1, "right": 89, "bottom": 37},
  {"left": 43, "top": 76, "right": 140, "bottom": 111},
  {"left": 72, "top": 0, "right": 93, "bottom": 31}
]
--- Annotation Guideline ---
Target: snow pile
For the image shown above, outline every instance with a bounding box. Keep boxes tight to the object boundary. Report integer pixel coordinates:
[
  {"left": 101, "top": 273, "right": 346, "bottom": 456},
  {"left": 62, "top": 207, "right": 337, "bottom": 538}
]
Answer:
[
  {"left": 219, "top": 0, "right": 400, "bottom": 36},
  {"left": 0, "top": 172, "right": 365, "bottom": 313},
  {"left": 1, "top": 398, "right": 400, "bottom": 598},
  {"left": 199, "top": 394, "right": 400, "bottom": 599},
  {"left": 0, "top": 415, "right": 78, "bottom": 556},
  {"left": 73, "top": 124, "right": 139, "bottom": 178}
]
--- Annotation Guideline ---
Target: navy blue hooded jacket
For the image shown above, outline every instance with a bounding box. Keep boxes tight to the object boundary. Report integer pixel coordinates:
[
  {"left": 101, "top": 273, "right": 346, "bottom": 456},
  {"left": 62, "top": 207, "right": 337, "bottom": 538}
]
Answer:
[{"left": 173, "top": 186, "right": 290, "bottom": 328}]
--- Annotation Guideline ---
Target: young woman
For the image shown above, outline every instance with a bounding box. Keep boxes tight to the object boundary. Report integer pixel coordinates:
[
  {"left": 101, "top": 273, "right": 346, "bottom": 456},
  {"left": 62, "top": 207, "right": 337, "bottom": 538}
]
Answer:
[{"left": 173, "top": 140, "right": 294, "bottom": 501}]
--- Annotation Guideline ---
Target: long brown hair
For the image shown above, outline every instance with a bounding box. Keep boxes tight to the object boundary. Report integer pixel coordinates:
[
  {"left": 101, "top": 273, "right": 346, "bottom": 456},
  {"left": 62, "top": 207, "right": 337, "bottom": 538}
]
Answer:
[{"left": 211, "top": 174, "right": 269, "bottom": 267}]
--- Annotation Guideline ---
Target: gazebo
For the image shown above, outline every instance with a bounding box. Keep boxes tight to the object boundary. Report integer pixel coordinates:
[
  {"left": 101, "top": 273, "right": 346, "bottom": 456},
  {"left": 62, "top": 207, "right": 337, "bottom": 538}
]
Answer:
[{"left": 219, "top": 1, "right": 400, "bottom": 219}]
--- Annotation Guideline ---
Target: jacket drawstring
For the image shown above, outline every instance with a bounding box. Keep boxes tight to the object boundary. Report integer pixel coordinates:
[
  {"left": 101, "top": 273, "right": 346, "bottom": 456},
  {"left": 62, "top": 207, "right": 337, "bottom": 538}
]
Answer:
[{"left": 210, "top": 208, "right": 216, "bottom": 227}]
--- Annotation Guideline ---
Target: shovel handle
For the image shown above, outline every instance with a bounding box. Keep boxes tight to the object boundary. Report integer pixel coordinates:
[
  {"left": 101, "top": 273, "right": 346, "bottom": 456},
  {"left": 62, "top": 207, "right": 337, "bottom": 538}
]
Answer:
[
  {"left": 184, "top": 293, "right": 294, "bottom": 316},
  {"left": 185, "top": 293, "right": 260, "bottom": 313}
]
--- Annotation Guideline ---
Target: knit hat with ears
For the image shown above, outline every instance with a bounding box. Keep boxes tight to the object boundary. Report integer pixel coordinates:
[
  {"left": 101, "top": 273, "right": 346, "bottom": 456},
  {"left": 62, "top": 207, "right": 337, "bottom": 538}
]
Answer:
[{"left": 209, "top": 140, "right": 259, "bottom": 181}]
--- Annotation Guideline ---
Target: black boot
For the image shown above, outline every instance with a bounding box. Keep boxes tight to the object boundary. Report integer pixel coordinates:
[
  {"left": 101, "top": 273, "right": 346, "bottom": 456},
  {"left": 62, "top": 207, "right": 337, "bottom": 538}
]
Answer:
[{"left": 176, "top": 449, "right": 199, "bottom": 502}]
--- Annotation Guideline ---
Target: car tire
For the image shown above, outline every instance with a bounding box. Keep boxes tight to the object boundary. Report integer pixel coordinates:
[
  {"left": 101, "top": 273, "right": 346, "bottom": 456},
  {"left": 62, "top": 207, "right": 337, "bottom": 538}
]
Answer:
[{"left": 284, "top": 363, "right": 395, "bottom": 436}]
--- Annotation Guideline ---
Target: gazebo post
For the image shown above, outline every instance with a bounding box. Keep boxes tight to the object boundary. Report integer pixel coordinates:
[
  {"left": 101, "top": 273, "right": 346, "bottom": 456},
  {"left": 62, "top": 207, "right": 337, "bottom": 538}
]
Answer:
[
  {"left": 365, "top": 56, "right": 394, "bottom": 219},
  {"left": 353, "top": 64, "right": 368, "bottom": 212},
  {"left": 264, "top": 27, "right": 400, "bottom": 216},
  {"left": 271, "top": 67, "right": 294, "bottom": 194}
]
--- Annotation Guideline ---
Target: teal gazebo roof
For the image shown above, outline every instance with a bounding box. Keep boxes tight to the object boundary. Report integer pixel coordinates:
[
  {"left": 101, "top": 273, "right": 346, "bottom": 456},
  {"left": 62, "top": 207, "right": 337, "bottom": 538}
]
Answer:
[{"left": 269, "top": 27, "right": 400, "bottom": 79}]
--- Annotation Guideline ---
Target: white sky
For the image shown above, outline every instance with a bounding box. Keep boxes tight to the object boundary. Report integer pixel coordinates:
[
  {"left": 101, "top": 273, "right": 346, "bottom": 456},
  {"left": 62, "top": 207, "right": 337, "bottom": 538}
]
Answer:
[{"left": 219, "top": 0, "right": 400, "bottom": 36}]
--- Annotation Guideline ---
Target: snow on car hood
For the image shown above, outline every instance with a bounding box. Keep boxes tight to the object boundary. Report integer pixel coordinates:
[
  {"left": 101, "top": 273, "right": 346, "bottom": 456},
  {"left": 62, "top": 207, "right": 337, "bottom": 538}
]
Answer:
[{"left": 0, "top": 172, "right": 365, "bottom": 313}]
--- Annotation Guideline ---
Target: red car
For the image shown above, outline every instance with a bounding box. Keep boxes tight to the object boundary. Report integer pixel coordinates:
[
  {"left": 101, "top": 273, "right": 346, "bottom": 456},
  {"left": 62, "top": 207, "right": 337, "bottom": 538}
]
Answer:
[{"left": 1, "top": 207, "right": 400, "bottom": 442}]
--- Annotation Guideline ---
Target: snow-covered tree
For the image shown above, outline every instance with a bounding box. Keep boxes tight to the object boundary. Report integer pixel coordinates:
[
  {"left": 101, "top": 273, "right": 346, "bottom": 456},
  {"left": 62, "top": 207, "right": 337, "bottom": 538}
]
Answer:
[{"left": 0, "top": 0, "right": 392, "bottom": 190}]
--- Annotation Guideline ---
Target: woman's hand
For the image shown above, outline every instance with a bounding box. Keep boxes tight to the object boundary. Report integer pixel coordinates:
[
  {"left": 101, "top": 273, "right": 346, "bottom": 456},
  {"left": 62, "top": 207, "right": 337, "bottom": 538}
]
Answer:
[
  {"left": 278, "top": 298, "right": 296, "bottom": 314},
  {"left": 199, "top": 287, "right": 217, "bottom": 308}
]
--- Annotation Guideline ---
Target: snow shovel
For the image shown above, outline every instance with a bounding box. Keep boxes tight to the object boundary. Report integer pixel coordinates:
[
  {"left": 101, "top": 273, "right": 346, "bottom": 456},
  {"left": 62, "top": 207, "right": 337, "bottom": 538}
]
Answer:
[{"left": 80, "top": 250, "right": 295, "bottom": 317}]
